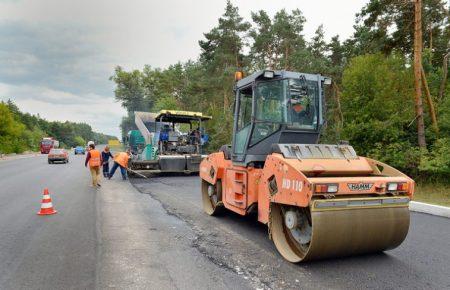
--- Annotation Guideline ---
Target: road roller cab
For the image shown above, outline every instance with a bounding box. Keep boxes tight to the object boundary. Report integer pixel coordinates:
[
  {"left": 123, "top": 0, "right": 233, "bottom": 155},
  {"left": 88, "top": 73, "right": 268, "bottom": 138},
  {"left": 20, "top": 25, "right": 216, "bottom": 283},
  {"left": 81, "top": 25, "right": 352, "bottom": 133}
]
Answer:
[
  {"left": 230, "top": 70, "right": 325, "bottom": 166},
  {"left": 200, "top": 70, "right": 414, "bottom": 263}
]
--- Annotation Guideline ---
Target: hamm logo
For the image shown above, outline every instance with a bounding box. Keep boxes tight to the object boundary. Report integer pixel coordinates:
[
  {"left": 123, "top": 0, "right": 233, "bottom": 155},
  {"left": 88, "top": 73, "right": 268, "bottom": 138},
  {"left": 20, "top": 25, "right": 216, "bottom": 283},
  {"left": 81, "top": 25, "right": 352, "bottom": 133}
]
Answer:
[{"left": 348, "top": 183, "right": 373, "bottom": 191}]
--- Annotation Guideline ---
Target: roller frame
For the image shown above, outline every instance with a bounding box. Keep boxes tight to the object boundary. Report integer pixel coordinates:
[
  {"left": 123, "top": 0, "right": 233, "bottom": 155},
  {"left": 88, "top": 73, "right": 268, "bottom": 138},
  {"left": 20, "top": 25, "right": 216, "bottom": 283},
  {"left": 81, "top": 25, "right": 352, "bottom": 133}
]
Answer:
[{"left": 199, "top": 150, "right": 415, "bottom": 263}]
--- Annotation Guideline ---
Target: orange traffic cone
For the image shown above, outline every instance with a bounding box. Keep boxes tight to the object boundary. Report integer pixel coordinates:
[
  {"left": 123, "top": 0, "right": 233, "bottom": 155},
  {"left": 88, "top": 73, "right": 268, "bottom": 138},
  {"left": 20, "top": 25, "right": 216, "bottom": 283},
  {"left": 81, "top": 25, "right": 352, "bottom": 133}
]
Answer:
[{"left": 37, "top": 188, "right": 57, "bottom": 215}]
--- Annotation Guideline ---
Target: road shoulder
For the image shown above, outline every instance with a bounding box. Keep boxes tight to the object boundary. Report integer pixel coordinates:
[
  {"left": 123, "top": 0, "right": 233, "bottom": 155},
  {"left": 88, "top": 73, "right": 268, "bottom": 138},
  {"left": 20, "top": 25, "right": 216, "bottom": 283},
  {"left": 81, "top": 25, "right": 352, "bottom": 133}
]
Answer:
[
  {"left": 96, "top": 178, "right": 250, "bottom": 289},
  {"left": 0, "top": 152, "right": 41, "bottom": 162}
]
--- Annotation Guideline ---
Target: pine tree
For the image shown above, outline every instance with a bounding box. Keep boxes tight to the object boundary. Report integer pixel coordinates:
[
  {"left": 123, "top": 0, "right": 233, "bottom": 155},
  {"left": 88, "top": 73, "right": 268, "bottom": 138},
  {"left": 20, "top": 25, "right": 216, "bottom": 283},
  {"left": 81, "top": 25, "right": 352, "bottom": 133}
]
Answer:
[
  {"left": 198, "top": 0, "right": 250, "bottom": 109},
  {"left": 249, "top": 10, "right": 276, "bottom": 70},
  {"left": 310, "top": 24, "right": 327, "bottom": 58},
  {"left": 272, "top": 9, "right": 306, "bottom": 70},
  {"left": 349, "top": 0, "right": 449, "bottom": 65},
  {"left": 328, "top": 35, "right": 345, "bottom": 68}
]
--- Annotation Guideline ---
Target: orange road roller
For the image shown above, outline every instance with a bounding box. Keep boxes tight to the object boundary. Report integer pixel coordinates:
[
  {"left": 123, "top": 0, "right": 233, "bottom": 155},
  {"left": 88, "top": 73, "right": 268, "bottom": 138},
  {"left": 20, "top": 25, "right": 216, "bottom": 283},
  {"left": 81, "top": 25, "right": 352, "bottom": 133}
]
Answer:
[{"left": 200, "top": 70, "right": 414, "bottom": 262}]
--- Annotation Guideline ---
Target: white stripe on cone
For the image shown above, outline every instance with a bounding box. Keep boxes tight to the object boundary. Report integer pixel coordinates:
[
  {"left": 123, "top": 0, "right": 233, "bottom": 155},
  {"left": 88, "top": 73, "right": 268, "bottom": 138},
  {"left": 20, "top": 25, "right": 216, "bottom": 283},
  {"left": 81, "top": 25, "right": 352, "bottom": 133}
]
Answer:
[
  {"left": 43, "top": 195, "right": 50, "bottom": 199},
  {"left": 41, "top": 202, "right": 53, "bottom": 209}
]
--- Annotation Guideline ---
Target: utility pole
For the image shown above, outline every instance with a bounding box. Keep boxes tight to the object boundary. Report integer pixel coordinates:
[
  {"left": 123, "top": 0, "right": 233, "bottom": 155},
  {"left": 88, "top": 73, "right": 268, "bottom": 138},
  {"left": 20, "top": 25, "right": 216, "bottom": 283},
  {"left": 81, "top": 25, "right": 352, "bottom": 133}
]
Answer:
[{"left": 414, "top": 0, "right": 426, "bottom": 149}]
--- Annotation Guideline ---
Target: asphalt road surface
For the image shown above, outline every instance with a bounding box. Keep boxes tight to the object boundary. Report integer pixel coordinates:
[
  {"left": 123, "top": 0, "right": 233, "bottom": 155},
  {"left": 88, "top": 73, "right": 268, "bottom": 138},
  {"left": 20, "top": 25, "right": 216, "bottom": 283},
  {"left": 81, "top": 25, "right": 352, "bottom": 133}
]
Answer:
[
  {"left": 1, "top": 153, "right": 449, "bottom": 289},
  {"left": 0, "top": 153, "right": 248, "bottom": 289},
  {"left": 0, "top": 153, "right": 97, "bottom": 289},
  {"left": 131, "top": 175, "right": 450, "bottom": 290}
]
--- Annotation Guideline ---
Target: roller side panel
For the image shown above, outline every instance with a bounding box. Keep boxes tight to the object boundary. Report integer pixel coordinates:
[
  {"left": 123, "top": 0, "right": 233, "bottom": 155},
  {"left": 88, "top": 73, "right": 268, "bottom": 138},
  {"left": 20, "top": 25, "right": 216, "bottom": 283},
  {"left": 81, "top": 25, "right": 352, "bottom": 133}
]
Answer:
[
  {"left": 221, "top": 167, "right": 262, "bottom": 216},
  {"left": 199, "top": 152, "right": 228, "bottom": 184},
  {"left": 257, "top": 154, "right": 312, "bottom": 224},
  {"left": 246, "top": 168, "right": 262, "bottom": 208}
]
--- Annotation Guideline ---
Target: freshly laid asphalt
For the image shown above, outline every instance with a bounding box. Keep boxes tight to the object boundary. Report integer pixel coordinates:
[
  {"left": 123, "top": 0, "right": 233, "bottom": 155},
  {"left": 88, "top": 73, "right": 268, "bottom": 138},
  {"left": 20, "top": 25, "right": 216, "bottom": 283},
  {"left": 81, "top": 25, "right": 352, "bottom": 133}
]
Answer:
[
  {"left": 132, "top": 175, "right": 450, "bottom": 290},
  {"left": 0, "top": 153, "right": 449, "bottom": 289}
]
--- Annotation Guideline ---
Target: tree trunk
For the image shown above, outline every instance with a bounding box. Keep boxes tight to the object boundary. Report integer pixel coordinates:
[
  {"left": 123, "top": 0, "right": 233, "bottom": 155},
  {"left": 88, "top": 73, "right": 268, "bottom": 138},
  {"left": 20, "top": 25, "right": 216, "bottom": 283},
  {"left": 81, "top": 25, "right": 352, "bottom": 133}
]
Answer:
[
  {"left": 332, "top": 82, "right": 344, "bottom": 125},
  {"left": 284, "top": 44, "right": 289, "bottom": 70},
  {"left": 224, "top": 62, "right": 229, "bottom": 111},
  {"left": 268, "top": 46, "right": 274, "bottom": 69},
  {"left": 438, "top": 52, "right": 449, "bottom": 102},
  {"left": 429, "top": 24, "right": 433, "bottom": 50},
  {"left": 414, "top": 0, "right": 426, "bottom": 148},
  {"left": 421, "top": 66, "right": 439, "bottom": 134},
  {"left": 332, "top": 82, "right": 344, "bottom": 140},
  {"left": 223, "top": 89, "right": 229, "bottom": 111}
]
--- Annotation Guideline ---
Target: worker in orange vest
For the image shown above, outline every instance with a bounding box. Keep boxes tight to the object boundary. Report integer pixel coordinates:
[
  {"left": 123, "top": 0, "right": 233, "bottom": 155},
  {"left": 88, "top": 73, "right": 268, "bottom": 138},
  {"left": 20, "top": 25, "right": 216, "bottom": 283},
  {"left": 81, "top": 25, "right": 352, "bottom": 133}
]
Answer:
[
  {"left": 85, "top": 143, "right": 103, "bottom": 187},
  {"left": 108, "top": 149, "right": 131, "bottom": 180}
]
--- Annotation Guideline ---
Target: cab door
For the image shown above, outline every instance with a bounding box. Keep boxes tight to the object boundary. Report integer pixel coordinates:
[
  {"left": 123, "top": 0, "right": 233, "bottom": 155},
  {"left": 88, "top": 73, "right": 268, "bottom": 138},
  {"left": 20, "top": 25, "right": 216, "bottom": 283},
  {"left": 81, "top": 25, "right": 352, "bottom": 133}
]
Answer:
[{"left": 232, "top": 85, "right": 253, "bottom": 163}]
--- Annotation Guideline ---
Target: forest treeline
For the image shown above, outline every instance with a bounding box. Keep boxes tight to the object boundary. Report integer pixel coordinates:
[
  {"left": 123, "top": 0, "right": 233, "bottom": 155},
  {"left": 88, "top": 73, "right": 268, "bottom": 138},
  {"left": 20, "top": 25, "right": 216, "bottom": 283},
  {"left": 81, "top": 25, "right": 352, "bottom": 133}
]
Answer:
[
  {"left": 0, "top": 100, "right": 117, "bottom": 153},
  {"left": 111, "top": 0, "right": 449, "bottom": 180}
]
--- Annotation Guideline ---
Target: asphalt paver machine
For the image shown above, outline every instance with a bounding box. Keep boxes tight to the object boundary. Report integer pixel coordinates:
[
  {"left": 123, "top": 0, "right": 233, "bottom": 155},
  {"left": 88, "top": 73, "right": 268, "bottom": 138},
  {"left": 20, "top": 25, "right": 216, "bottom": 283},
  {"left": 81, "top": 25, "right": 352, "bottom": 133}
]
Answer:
[
  {"left": 200, "top": 70, "right": 414, "bottom": 262},
  {"left": 131, "top": 110, "right": 211, "bottom": 174}
]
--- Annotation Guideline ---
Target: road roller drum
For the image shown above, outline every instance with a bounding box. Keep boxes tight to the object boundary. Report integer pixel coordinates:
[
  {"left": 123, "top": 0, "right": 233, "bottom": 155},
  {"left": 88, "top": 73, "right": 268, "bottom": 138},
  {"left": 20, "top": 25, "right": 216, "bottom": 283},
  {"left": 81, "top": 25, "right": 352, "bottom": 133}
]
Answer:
[{"left": 270, "top": 197, "right": 410, "bottom": 262}]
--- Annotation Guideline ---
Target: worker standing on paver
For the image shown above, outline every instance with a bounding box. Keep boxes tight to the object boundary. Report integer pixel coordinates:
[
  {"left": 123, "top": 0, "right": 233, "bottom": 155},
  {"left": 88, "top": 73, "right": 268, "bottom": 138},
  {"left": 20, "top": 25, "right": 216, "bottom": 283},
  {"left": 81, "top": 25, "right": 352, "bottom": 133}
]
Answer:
[
  {"left": 85, "top": 143, "right": 102, "bottom": 187},
  {"left": 108, "top": 149, "right": 131, "bottom": 180},
  {"left": 101, "top": 146, "right": 114, "bottom": 178}
]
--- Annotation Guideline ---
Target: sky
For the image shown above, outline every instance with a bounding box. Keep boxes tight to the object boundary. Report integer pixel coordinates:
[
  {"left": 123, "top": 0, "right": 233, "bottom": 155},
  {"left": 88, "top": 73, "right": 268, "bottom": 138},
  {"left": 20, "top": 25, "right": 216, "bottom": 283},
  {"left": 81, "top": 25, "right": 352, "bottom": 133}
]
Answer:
[{"left": 0, "top": 0, "right": 368, "bottom": 137}]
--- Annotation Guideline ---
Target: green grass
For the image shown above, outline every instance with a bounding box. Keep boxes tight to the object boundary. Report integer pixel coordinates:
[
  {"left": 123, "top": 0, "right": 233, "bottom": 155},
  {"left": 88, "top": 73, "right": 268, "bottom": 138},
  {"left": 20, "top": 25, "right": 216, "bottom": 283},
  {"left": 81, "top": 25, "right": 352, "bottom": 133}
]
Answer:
[{"left": 414, "top": 183, "right": 450, "bottom": 207}]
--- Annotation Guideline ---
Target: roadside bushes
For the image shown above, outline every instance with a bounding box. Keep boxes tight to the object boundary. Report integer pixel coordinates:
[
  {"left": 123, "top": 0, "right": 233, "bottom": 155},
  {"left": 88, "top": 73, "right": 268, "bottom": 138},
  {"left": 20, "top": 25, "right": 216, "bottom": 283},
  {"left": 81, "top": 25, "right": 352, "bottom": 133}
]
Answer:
[
  {"left": 74, "top": 136, "right": 86, "bottom": 146},
  {"left": 0, "top": 103, "right": 27, "bottom": 154},
  {"left": 419, "top": 138, "right": 450, "bottom": 179},
  {"left": 340, "top": 54, "right": 415, "bottom": 168},
  {"left": 339, "top": 53, "right": 449, "bottom": 181}
]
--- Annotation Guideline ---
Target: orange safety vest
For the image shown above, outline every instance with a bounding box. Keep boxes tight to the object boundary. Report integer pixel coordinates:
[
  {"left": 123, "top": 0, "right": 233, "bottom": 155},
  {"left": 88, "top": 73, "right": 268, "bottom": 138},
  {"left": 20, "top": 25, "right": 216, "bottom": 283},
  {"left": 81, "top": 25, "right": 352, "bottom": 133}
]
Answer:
[
  {"left": 114, "top": 152, "right": 129, "bottom": 168},
  {"left": 89, "top": 149, "right": 101, "bottom": 167}
]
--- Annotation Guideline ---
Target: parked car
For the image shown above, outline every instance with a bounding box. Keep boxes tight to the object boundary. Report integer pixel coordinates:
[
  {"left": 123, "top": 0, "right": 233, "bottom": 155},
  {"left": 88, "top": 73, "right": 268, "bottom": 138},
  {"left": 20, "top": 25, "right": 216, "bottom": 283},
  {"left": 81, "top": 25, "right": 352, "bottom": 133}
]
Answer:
[
  {"left": 74, "top": 146, "right": 86, "bottom": 155},
  {"left": 48, "top": 148, "right": 69, "bottom": 164}
]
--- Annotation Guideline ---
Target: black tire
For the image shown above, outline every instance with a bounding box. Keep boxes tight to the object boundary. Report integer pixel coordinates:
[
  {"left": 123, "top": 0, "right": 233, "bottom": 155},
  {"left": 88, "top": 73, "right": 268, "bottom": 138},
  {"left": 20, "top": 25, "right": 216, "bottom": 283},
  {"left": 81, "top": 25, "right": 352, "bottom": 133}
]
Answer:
[
  {"left": 48, "top": 160, "right": 52, "bottom": 164},
  {"left": 201, "top": 179, "right": 223, "bottom": 216}
]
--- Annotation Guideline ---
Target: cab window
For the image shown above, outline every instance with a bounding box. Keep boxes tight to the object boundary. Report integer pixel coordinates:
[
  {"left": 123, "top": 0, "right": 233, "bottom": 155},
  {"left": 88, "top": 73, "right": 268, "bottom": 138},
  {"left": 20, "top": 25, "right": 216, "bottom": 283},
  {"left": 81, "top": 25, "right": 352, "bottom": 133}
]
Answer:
[
  {"left": 234, "top": 87, "right": 252, "bottom": 154},
  {"left": 236, "top": 89, "right": 252, "bottom": 131},
  {"left": 254, "top": 80, "right": 284, "bottom": 122},
  {"left": 287, "top": 78, "right": 319, "bottom": 130},
  {"left": 250, "top": 80, "right": 283, "bottom": 146}
]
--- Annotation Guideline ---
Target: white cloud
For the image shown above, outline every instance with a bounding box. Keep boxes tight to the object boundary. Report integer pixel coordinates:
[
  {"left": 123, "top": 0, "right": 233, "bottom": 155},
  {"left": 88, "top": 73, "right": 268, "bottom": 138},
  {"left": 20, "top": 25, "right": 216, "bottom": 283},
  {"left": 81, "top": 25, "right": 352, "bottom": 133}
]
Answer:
[
  {"left": 0, "top": 0, "right": 368, "bottom": 69},
  {"left": 0, "top": 0, "right": 368, "bottom": 138},
  {"left": 0, "top": 82, "right": 126, "bottom": 137}
]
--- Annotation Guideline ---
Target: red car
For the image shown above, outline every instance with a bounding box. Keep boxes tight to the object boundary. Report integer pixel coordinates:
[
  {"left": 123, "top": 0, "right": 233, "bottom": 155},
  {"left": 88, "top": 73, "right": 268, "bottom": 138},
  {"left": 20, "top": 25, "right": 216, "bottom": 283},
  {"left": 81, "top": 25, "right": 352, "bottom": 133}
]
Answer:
[{"left": 48, "top": 149, "right": 69, "bottom": 164}]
